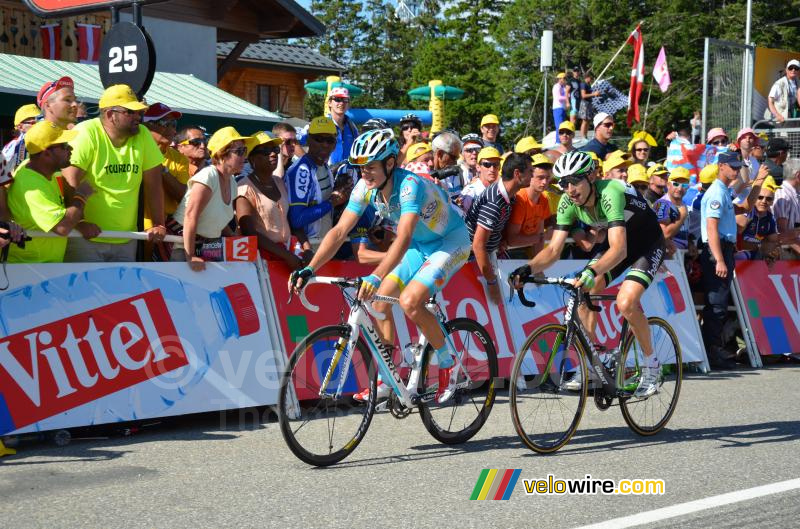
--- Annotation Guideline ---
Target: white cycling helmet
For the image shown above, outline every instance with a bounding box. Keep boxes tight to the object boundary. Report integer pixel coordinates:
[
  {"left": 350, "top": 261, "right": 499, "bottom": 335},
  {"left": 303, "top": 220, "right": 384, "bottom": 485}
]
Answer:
[
  {"left": 553, "top": 150, "right": 595, "bottom": 180},
  {"left": 349, "top": 128, "right": 399, "bottom": 166}
]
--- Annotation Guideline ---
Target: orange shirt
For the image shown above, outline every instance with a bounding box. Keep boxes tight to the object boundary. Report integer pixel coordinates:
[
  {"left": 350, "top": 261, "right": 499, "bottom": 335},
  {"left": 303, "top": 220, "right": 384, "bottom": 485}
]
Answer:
[{"left": 509, "top": 189, "right": 551, "bottom": 235}]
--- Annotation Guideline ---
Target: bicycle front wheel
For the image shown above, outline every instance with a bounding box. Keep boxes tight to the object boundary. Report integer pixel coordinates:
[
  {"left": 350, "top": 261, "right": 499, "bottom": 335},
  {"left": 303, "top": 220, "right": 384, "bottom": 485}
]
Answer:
[
  {"left": 418, "top": 318, "right": 498, "bottom": 444},
  {"left": 510, "top": 323, "right": 588, "bottom": 454},
  {"left": 278, "top": 325, "right": 377, "bottom": 466},
  {"left": 619, "top": 317, "right": 682, "bottom": 436}
]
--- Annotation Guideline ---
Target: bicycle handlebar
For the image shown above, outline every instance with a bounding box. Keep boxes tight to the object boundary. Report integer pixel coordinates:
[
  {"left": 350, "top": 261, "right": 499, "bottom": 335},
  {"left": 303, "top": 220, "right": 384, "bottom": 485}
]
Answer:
[
  {"left": 293, "top": 277, "right": 387, "bottom": 320},
  {"left": 512, "top": 276, "right": 602, "bottom": 312}
]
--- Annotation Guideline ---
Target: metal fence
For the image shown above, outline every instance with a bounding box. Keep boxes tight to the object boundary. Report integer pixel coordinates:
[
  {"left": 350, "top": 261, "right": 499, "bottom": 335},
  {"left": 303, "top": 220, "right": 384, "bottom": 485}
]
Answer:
[
  {"left": 753, "top": 118, "right": 800, "bottom": 159},
  {"left": 702, "top": 38, "right": 755, "bottom": 142}
]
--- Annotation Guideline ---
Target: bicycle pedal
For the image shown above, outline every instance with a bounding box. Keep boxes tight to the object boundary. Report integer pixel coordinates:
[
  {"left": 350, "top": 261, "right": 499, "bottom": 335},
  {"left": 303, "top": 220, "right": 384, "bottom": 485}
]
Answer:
[{"left": 375, "top": 401, "right": 390, "bottom": 412}]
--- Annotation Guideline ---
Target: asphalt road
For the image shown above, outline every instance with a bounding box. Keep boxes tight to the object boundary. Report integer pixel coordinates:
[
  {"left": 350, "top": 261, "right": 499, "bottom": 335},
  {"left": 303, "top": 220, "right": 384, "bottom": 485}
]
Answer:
[{"left": 2, "top": 365, "right": 799, "bottom": 529}]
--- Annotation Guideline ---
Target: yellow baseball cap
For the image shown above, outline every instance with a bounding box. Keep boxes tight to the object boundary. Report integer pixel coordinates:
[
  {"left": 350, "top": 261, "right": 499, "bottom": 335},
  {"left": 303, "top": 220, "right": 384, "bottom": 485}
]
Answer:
[
  {"left": 514, "top": 136, "right": 542, "bottom": 153},
  {"left": 556, "top": 72, "right": 566, "bottom": 79},
  {"left": 669, "top": 166, "right": 691, "bottom": 182},
  {"left": 24, "top": 121, "right": 77, "bottom": 155},
  {"left": 698, "top": 164, "right": 718, "bottom": 185},
  {"left": 586, "top": 150, "right": 602, "bottom": 173},
  {"left": 627, "top": 131, "right": 657, "bottom": 151},
  {"left": 480, "top": 114, "right": 500, "bottom": 127},
  {"left": 558, "top": 120, "right": 576, "bottom": 133},
  {"left": 531, "top": 153, "right": 553, "bottom": 167},
  {"left": 477, "top": 146, "right": 501, "bottom": 162},
  {"left": 604, "top": 151, "right": 633, "bottom": 173},
  {"left": 627, "top": 164, "right": 648, "bottom": 185},
  {"left": 307, "top": 116, "right": 337, "bottom": 136},
  {"left": 406, "top": 142, "right": 432, "bottom": 162},
  {"left": 208, "top": 126, "right": 259, "bottom": 157},
  {"left": 647, "top": 163, "right": 669, "bottom": 178},
  {"left": 98, "top": 84, "right": 148, "bottom": 111},
  {"left": 763, "top": 175, "right": 779, "bottom": 192},
  {"left": 14, "top": 104, "right": 40, "bottom": 126},
  {"left": 250, "top": 131, "right": 283, "bottom": 149}
]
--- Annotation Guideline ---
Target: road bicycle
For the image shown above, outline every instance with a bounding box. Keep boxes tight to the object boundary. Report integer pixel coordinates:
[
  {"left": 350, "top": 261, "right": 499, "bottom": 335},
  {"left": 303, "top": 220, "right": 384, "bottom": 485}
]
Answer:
[
  {"left": 278, "top": 276, "right": 498, "bottom": 466},
  {"left": 509, "top": 275, "right": 682, "bottom": 454}
]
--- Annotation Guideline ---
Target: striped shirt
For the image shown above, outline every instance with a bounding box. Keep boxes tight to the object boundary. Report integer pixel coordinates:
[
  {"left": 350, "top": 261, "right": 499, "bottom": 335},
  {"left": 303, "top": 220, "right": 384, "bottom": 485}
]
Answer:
[{"left": 465, "top": 181, "right": 514, "bottom": 253}]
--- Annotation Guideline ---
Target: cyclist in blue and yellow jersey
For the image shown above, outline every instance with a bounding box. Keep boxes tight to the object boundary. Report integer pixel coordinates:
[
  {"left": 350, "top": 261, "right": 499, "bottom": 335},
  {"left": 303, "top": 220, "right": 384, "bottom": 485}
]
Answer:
[
  {"left": 510, "top": 151, "right": 666, "bottom": 398},
  {"left": 289, "top": 128, "right": 471, "bottom": 404}
]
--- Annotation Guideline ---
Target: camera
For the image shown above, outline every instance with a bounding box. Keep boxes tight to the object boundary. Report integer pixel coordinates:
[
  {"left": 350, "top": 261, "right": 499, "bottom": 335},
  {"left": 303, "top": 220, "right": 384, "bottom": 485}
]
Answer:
[{"left": 429, "top": 166, "right": 461, "bottom": 181}]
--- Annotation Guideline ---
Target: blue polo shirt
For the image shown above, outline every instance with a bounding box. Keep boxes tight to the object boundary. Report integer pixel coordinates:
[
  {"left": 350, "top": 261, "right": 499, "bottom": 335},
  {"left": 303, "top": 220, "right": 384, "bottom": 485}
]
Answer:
[
  {"left": 700, "top": 179, "right": 737, "bottom": 244},
  {"left": 328, "top": 115, "right": 358, "bottom": 166}
]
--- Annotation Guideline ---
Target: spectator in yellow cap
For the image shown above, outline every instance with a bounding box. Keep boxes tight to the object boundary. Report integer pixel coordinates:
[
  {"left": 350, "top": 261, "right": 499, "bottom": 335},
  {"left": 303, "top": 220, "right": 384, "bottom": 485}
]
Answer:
[
  {"left": 628, "top": 131, "right": 657, "bottom": 167},
  {"left": 286, "top": 116, "right": 349, "bottom": 260},
  {"left": 1, "top": 104, "right": 40, "bottom": 184},
  {"left": 514, "top": 136, "right": 542, "bottom": 157},
  {"left": 603, "top": 150, "right": 633, "bottom": 181},
  {"left": 653, "top": 166, "right": 691, "bottom": 253},
  {"left": 235, "top": 131, "right": 303, "bottom": 269},
  {"left": 61, "top": 84, "right": 166, "bottom": 262},
  {"left": 169, "top": 126, "right": 258, "bottom": 270},
  {"left": 552, "top": 121, "right": 576, "bottom": 155},
  {"left": 404, "top": 142, "right": 433, "bottom": 172},
  {"left": 480, "top": 114, "right": 503, "bottom": 154},
  {"left": 688, "top": 164, "right": 718, "bottom": 243},
  {"left": 460, "top": 146, "right": 501, "bottom": 213},
  {"left": 7, "top": 121, "right": 100, "bottom": 263},
  {"left": 627, "top": 164, "right": 649, "bottom": 194},
  {"left": 506, "top": 153, "right": 553, "bottom": 258},
  {"left": 552, "top": 73, "right": 569, "bottom": 137},
  {"left": 644, "top": 163, "right": 669, "bottom": 204}
]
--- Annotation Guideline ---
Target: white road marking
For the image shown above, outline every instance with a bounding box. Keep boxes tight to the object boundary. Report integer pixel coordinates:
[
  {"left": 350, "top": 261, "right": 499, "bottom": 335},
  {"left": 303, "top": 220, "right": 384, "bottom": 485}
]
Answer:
[{"left": 573, "top": 478, "right": 800, "bottom": 529}]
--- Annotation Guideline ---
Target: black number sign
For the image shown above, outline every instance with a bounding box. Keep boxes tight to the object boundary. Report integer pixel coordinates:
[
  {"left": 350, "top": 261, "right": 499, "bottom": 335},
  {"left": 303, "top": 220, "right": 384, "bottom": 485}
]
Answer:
[{"left": 98, "top": 21, "right": 156, "bottom": 97}]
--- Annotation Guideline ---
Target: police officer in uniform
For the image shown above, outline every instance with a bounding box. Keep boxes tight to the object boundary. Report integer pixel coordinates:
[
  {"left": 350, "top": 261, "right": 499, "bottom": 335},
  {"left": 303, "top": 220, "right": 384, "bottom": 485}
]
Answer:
[{"left": 700, "top": 151, "right": 759, "bottom": 368}]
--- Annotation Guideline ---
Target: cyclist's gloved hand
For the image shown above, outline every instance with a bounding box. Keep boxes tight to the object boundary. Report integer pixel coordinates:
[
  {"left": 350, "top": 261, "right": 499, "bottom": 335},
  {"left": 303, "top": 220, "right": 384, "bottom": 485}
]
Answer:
[
  {"left": 358, "top": 273, "right": 382, "bottom": 301},
  {"left": 289, "top": 266, "right": 314, "bottom": 293},
  {"left": 576, "top": 267, "right": 596, "bottom": 290},
  {"left": 509, "top": 264, "right": 532, "bottom": 288}
]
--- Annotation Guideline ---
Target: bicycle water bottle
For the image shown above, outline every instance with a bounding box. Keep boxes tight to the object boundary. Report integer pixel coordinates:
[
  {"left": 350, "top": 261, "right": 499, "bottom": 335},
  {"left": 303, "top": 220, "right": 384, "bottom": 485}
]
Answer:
[{"left": 0, "top": 266, "right": 261, "bottom": 435}]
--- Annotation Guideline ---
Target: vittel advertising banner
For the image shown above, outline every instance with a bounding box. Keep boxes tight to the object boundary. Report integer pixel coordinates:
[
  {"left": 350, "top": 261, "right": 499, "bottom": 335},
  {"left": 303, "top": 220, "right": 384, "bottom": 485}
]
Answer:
[
  {"left": 0, "top": 263, "right": 280, "bottom": 435},
  {"left": 497, "top": 259, "right": 707, "bottom": 371}
]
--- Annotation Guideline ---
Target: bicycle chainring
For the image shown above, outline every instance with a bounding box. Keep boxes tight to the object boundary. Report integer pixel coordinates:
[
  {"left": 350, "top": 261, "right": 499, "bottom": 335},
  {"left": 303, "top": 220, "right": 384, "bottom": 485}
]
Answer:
[
  {"left": 592, "top": 389, "right": 614, "bottom": 411},
  {"left": 388, "top": 392, "right": 411, "bottom": 419}
]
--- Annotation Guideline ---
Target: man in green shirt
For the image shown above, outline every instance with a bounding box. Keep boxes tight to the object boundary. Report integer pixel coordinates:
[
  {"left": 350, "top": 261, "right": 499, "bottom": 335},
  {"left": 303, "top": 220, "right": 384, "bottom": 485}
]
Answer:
[
  {"left": 510, "top": 151, "right": 666, "bottom": 398},
  {"left": 8, "top": 121, "right": 100, "bottom": 263},
  {"left": 61, "top": 84, "right": 166, "bottom": 262}
]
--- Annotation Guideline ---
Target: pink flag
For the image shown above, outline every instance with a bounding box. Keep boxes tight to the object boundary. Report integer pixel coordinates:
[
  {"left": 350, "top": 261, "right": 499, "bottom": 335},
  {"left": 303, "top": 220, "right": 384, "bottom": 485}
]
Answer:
[{"left": 653, "top": 46, "right": 671, "bottom": 93}]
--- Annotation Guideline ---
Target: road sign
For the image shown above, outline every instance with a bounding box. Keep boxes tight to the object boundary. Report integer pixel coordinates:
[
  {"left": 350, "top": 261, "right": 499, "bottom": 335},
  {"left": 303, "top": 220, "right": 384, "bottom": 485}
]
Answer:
[{"left": 98, "top": 21, "right": 156, "bottom": 96}]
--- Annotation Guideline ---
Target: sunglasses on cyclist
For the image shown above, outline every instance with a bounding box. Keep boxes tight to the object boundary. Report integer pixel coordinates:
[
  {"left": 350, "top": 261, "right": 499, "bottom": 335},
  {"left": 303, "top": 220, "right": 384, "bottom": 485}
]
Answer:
[
  {"left": 558, "top": 177, "right": 585, "bottom": 190},
  {"left": 180, "top": 137, "right": 207, "bottom": 147},
  {"left": 756, "top": 195, "right": 774, "bottom": 203},
  {"left": 480, "top": 160, "right": 500, "bottom": 168}
]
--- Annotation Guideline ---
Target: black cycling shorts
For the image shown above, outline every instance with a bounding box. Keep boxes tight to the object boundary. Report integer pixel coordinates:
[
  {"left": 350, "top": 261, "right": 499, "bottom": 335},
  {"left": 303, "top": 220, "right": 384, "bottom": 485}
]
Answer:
[{"left": 589, "top": 235, "right": 666, "bottom": 289}]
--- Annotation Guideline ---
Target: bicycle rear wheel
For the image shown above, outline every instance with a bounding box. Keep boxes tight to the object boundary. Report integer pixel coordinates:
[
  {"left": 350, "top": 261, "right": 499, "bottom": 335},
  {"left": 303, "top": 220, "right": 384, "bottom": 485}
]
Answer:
[
  {"left": 418, "top": 318, "right": 498, "bottom": 444},
  {"left": 619, "top": 317, "right": 682, "bottom": 435},
  {"left": 278, "top": 325, "right": 377, "bottom": 466},
  {"left": 510, "top": 323, "right": 588, "bottom": 453}
]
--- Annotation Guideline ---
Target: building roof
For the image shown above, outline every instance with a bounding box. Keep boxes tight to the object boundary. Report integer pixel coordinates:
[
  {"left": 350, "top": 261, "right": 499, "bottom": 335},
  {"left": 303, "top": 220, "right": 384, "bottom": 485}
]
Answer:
[
  {"left": 0, "top": 53, "right": 282, "bottom": 131},
  {"left": 217, "top": 41, "right": 344, "bottom": 74}
]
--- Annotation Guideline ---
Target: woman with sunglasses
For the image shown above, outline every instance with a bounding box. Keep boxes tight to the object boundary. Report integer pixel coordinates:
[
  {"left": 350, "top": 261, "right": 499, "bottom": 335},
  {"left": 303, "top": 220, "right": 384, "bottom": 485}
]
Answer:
[
  {"left": 397, "top": 113, "right": 423, "bottom": 166},
  {"left": 735, "top": 186, "right": 780, "bottom": 261},
  {"left": 170, "top": 127, "right": 256, "bottom": 271},
  {"left": 234, "top": 132, "right": 303, "bottom": 270},
  {"left": 510, "top": 150, "right": 666, "bottom": 398},
  {"left": 653, "top": 167, "right": 691, "bottom": 255}
]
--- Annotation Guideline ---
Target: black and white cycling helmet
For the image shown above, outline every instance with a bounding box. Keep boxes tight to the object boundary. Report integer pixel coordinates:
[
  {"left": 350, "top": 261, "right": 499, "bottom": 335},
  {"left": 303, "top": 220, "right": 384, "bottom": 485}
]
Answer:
[
  {"left": 361, "top": 117, "right": 390, "bottom": 132},
  {"left": 399, "top": 113, "right": 423, "bottom": 129},
  {"left": 349, "top": 128, "right": 399, "bottom": 166},
  {"left": 553, "top": 150, "right": 595, "bottom": 181}
]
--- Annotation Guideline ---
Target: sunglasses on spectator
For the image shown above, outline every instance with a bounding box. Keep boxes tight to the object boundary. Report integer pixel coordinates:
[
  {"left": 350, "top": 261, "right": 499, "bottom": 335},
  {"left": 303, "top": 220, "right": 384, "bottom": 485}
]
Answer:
[
  {"left": 252, "top": 146, "right": 281, "bottom": 156},
  {"left": 228, "top": 146, "right": 248, "bottom": 157},
  {"left": 600, "top": 122, "right": 614, "bottom": 128},
  {"left": 710, "top": 139, "right": 728, "bottom": 146},
  {"left": 401, "top": 124, "right": 418, "bottom": 131},
  {"left": 757, "top": 195, "right": 774, "bottom": 202},
  {"left": 480, "top": 160, "right": 500, "bottom": 168},
  {"left": 464, "top": 147, "right": 481, "bottom": 154},
  {"left": 180, "top": 138, "right": 207, "bottom": 146},
  {"left": 331, "top": 97, "right": 350, "bottom": 103},
  {"left": 788, "top": 66, "right": 799, "bottom": 71},
  {"left": 310, "top": 135, "right": 337, "bottom": 145},
  {"left": 111, "top": 108, "right": 142, "bottom": 116},
  {"left": 634, "top": 147, "right": 650, "bottom": 152},
  {"left": 671, "top": 181, "right": 689, "bottom": 189},
  {"left": 155, "top": 118, "right": 177, "bottom": 129},
  {"left": 560, "top": 130, "right": 574, "bottom": 135}
]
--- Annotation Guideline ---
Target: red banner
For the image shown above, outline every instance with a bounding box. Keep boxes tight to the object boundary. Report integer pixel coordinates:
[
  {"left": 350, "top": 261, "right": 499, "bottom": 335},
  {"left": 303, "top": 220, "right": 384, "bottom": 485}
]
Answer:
[
  {"left": 267, "top": 260, "right": 517, "bottom": 383},
  {"left": 735, "top": 260, "right": 800, "bottom": 355}
]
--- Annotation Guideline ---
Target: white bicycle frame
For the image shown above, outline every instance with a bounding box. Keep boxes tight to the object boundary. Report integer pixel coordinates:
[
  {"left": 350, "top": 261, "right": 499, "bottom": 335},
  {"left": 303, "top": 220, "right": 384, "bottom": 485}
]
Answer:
[{"left": 297, "top": 277, "right": 471, "bottom": 409}]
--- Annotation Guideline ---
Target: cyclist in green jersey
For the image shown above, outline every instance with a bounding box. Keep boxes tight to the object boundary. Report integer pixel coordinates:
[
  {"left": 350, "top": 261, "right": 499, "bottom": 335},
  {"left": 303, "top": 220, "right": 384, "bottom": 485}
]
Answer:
[{"left": 510, "top": 151, "right": 666, "bottom": 397}]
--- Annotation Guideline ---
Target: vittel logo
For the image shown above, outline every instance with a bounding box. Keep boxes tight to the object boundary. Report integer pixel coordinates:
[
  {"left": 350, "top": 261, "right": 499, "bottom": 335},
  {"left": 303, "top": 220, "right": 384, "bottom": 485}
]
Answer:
[{"left": 0, "top": 290, "right": 187, "bottom": 434}]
